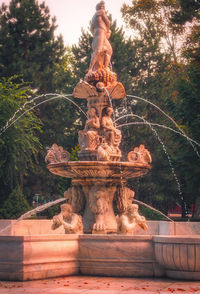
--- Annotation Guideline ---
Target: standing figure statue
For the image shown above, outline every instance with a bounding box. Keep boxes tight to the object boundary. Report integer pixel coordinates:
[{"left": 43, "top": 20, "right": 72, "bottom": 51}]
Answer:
[{"left": 88, "top": 0, "right": 112, "bottom": 73}]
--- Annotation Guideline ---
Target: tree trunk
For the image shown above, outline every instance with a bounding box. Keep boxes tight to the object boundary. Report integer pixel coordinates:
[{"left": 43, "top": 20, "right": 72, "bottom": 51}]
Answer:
[{"left": 192, "top": 196, "right": 200, "bottom": 219}]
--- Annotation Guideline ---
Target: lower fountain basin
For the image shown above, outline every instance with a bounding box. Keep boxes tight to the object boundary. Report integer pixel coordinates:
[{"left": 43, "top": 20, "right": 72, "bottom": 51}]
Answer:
[
  {"left": 153, "top": 235, "right": 200, "bottom": 280},
  {"left": 47, "top": 161, "right": 151, "bottom": 179},
  {"left": 1, "top": 221, "right": 200, "bottom": 281}
]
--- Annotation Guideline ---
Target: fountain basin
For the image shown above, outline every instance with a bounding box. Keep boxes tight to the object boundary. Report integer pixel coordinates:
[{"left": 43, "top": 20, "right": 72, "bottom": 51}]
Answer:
[
  {"left": 0, "top": 234, "right": 163, "bottom": 281},
  {"left": 153, "top": 235, "right": 200, "bottom": 280},
  {"left": 1, "top": 221, "right": 200, "bottom": 281},
  {"left": 47, "top": 161, "right": 151, "bottom": 179}
]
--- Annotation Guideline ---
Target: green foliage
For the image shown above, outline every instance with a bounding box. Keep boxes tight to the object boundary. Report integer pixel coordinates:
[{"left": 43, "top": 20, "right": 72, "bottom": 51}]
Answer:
[
  {"left": 139, "top": 205, "right": 167, "bottom": 221},
  {"left": 0, "top": 186, "right": 31, "bottom": 219},
  {"left": 0, "top": 0, "right": 65, "bottom": 92},
  {"left": 120, "top": 0, "right": 200, "bottom": 217},
  {"left": 171, "top": 0, "right": 200, "bottom": 24},
  {"left": 0, "top": 76, "right": 42, "bottom": 205},
  {"left": 70, "top": 144, "right": 80, "bottom": 161},
  {"left": 36, "top": 203, "right": 60, "bottom": 219}
]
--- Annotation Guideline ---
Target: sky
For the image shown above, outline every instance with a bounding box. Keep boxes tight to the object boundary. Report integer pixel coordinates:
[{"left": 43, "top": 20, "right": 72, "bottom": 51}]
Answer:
[{"left": 1, "top": 0, "right": 133, "bottom": 45}]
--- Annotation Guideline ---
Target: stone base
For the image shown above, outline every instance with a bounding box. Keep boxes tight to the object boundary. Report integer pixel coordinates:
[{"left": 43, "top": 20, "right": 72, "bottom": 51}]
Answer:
[
  {"left": 166, "top": 270, "right": 200, "bottom": 281},
  {"left": 78, "top": 150, "right": 97, "bottom": 161},
  {"left": 0, "top": 235, "right": 79, "bottom": 281},
  {"left": 0, "top": 234, "right": 164, "bottom": 281}
]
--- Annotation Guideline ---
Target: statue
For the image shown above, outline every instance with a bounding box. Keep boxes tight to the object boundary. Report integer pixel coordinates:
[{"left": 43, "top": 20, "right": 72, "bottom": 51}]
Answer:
[
  {"left": 51, "top": 203, "right": 83, "bottom": 234},
  {"left": 45, "top": 144, "right": 70, "bottom": 164},
  {"left": 117, "top": 204, "right": 148, "bottom": 235},
  {"left": 101, "top": 107, "right": 122, "bottom": 150},
  {"left": 85, "top": 1, "right": 117, "bottom": 87},
  {"left": 89, "top": 183, "right": 117, "bottom": 233},
  {"left": 128, "top": 144, "right": 152, "bottom": 164},
  {"left": 78, "top": 107, "right": 100, "bottom": 150},
  {"left": 115, "top": 186, "right": 135, "bottom": 214},
  {"left": 97, "top": 142, "right": 113, "bottom": 161},
  {"left": 88, "top": 1, "right": 112, "bottom": 73}
]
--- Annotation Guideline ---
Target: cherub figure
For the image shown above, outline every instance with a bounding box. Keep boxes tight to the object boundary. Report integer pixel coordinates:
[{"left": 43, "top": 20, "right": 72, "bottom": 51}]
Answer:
[
  {"left": 51, "top": 203, "right": 83, "bottom": 234},
  {"left": 117, "top": 204, "right": 148, "bottom": 235}
]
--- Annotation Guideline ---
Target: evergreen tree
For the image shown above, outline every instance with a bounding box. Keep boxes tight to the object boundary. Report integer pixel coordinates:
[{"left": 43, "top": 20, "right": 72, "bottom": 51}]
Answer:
[
  {"left": 0, "top": 186, "right": 31, "bottom": 219},
  {"left": 0, "top": 0, "right": 65, "bottom": 92}
]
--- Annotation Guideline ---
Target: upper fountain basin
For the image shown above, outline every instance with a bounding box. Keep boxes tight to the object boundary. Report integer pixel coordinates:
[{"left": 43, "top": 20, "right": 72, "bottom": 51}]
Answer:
[{"left": 47, "top": 161, "right": 151, "bottom": 179}]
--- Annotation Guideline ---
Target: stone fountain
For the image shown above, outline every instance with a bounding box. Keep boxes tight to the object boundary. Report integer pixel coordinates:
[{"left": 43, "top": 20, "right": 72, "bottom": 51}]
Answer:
[
  {"left": 0, "top": 0, "right": 200, "bottom": 282},
  {"left": 46, "top": 0, "right": 152, "bottom": 236}
]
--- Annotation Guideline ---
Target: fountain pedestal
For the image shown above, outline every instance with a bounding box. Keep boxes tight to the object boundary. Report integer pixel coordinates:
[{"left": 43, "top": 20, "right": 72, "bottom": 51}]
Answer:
[{"left": 47, "top": 161, "right": 151, "bottom": 234}]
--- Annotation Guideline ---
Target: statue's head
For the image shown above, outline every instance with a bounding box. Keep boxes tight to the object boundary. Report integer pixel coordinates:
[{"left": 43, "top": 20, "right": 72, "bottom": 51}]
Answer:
[
  {"left": 105, "top": 106, "right": 113, "bottom": 116},
  {"left": 60, "top": 203, "right": 72, "bottom": 218},
  {"left": 96, "top": 1, "right": 105, "bottom": 10},
  {"left": 87, "top": 107, "right": 96, "bottom": 117},
  {"left": 127, "top": 204, "right": 138, "bottom": 215}
]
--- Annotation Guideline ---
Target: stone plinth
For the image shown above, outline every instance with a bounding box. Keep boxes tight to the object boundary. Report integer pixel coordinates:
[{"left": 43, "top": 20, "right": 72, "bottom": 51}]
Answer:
[
  {"left": 79, "top": 235, "right": 164, "bottom": 278},
  {"left": 0, "top": 235, "right": 79, "bottom": 281},
  {"left": 0, "top": 234, "right": 164, "bottom": 281}
]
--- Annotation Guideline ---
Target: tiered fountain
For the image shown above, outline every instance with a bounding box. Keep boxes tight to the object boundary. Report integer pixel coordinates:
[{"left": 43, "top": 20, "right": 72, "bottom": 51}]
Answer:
[
  {"left": 46, "top": 0, "right": 152, "bottom": 236},
  {"left": 0, "top": 0, "right": 200, "bottom": 282}
]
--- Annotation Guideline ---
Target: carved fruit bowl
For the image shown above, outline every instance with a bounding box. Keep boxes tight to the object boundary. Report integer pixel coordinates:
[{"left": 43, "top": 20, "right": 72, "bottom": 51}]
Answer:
[{"left": 47, "top": 161, "right": 151, "bottom": 179}]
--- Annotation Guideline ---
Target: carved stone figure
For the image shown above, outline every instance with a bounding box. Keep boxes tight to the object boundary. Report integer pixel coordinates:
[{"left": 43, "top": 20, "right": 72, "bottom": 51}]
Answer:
[
  {"left": 115, "top": 186, "right": 135, "bottom": 214},
  {"left": 78, "top": 107, "right": 100, "bottom": 151},
  {"left": 97, "top": 143, "right": 113, "bottom": 161},
  {"left": 101, "top": 107, "right": 122, "bottom": 149},
  {"left": 89, "top": 183, "right": 117, "bottom": 233},
  {"left": 117, "top": 204, "right": 148, "bottom": 235},
  {"left": 88, "top": 1, "right": 112, "bottom": 73},
  {"left": 85, "top": 1, "right": 117, "bottom": 87},
  {"left": 51, "top": 203, "right": 83, "bottom": 234},
  {"left": 45, "top": 144, "right": 70, "bottom": 164},
  {"left": 128, "top": 144, "right": 152, "bottom": 164},
  {"left": 64, "top": 186, "right": 85, "bottom": 215}
]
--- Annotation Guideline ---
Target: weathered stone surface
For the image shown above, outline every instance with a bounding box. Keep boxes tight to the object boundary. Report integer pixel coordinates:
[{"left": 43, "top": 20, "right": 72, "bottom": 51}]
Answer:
[
  {"left": 79, "top": 235, "right": 164, "bottom": 277},
  {"left": 47, "top": 161, "right": 151, "bottom": 179},
  {"left": 0, "top": 235, "right": 79, "bottom": 281},
  {"left": 153, "top": 235, "right": 200, "bottom": 280}
]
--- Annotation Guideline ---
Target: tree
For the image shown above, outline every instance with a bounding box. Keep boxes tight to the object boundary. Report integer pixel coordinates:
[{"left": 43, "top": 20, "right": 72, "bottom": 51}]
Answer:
[
  {"left": 0, "top": 186, "right": 31, "bottom": 219},
  {"left": 119, "top": 0, "right": 196, "bottom": 216},
  {"left": 0, "top": 0, "right": 80, "bottom": 205},
  {"left": 0, "top": 76, "right": 42, "bottom": 206},
  {"left": 0, "top": 0, "right": 65, "bottom": 92},
  {"left": 171, "top": 0, "right": 200, "bottom": 24}
]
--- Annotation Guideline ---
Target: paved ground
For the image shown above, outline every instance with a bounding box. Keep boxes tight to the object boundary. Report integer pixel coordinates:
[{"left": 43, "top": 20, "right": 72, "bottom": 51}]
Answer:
[{"left": 0, "top": 276, "right": 200, "bottom": 294}]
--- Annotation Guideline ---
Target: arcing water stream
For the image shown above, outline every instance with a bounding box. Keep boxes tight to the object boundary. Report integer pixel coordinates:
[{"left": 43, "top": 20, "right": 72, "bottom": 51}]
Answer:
[
  {"left": 0, "top": 197, "right": 66, "bottom": 235},
  {"left": 0, "top": 93, "right": 87, "bottom": 136},
  {"left": 1, "top": 92, "right": 199, "bottom": 232}
]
